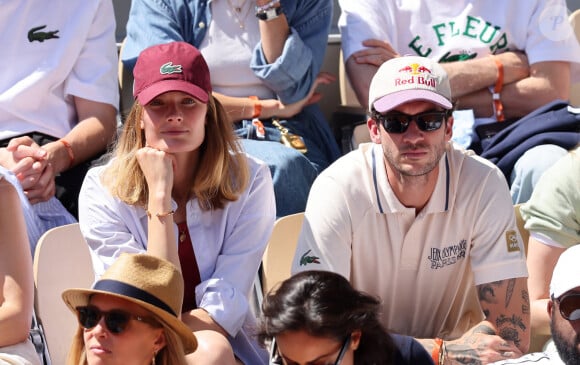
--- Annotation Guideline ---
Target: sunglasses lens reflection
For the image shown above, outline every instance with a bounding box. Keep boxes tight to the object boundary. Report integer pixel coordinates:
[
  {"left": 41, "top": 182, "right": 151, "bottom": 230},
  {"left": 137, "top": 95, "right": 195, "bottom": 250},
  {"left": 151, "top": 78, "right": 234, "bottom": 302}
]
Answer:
[{"left": 560, "top": 294, "right": 580, "bottom": 321}]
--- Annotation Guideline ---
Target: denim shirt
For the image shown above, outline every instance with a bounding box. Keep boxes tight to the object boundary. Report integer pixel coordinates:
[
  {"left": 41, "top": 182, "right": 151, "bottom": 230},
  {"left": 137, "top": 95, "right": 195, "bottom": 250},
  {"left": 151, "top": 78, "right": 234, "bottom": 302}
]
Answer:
[{"left": 123, "top": 0, "right": 333, "bottom": 105}]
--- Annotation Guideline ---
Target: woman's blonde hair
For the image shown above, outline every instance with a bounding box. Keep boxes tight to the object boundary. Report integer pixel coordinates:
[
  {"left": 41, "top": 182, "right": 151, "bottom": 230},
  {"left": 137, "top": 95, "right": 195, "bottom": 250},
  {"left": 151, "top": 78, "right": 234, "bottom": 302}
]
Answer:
[
  {"left": 66, "top": 318, "right": 188, "bottom": 365},
  {"left": 102, "top": 95, "right": 249, "bottom": 210}
]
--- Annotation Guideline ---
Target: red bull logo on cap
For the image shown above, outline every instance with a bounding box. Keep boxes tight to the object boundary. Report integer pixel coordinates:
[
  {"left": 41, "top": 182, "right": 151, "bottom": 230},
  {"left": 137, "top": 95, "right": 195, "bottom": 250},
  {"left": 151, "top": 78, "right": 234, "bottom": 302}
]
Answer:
[
  {"left": 395, "top": 62, "right": 436, "bottom": 88},
  {"left": 398, "top": 63, "right": 432, "bottom": 75}
]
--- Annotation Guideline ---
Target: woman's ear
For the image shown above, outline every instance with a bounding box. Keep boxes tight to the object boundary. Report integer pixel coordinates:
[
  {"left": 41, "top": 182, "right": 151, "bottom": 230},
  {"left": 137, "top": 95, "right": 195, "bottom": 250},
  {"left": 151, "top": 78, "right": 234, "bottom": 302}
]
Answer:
[
  {"left": 153, "top": 330, "right": 167, "bottom": 352},
  {"left": 350, "top": 330, "right": 362, "bottom": 351}
]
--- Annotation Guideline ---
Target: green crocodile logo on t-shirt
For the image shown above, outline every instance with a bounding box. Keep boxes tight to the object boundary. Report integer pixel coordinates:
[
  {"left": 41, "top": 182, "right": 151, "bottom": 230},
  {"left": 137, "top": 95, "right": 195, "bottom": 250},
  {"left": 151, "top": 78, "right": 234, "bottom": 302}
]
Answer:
[{"left": 299, "top": 249, "right": 320, "bottom": 266}]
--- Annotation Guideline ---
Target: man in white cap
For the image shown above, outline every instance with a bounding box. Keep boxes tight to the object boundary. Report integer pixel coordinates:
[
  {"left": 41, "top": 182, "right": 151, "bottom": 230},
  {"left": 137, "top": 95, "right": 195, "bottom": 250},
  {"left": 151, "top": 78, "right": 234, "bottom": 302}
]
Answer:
[
  {"left": 292, "top": 55, "right": 530, "bottom": 364},
  {"left": 492, "top": 244, "right": 580, "bottom": 365}
]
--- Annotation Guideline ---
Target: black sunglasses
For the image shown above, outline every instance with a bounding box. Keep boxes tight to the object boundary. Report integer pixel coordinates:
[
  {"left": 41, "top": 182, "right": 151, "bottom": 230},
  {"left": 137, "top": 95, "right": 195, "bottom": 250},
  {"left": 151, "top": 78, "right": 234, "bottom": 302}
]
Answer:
[
  {"left": 371, "top": 108, "right": 450, "bottom": 134},
  {"left": 270, "top": 335, "right": 351, "bottom": 365},
  {"left": 76, "top": 305, "right": 159, "bottom": 334},
  {"left": 555, "top": 293, "right": 580, "bottom": 321}
]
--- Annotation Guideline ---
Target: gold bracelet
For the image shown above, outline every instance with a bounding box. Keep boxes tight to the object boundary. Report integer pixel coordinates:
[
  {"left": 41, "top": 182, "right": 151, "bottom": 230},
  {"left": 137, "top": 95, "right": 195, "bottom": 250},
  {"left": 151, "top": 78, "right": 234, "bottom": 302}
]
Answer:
[{"left": 146, "top": 210, "right": 175, "bottom": 219}]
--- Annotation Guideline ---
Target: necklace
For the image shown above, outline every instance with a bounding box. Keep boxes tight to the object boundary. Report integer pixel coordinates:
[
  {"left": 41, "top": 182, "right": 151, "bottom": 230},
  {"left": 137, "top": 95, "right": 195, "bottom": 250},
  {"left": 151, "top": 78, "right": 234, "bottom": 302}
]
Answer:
[
  {"left": 226, "top": 0, "right": 251, "bottom": 29},
  {"left": 177, "top": 222, "right": 188, "bottom": 243},
  {"left": 179, "top": 228, "right": 187, "bottom": 243}
]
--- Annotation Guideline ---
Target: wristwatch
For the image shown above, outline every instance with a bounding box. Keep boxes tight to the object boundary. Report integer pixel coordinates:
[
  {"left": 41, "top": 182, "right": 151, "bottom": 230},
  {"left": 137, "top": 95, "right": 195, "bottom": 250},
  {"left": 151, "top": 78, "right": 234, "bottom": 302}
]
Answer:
[{"left": 256, "top": 6, "right": 283, "bottom": 21}]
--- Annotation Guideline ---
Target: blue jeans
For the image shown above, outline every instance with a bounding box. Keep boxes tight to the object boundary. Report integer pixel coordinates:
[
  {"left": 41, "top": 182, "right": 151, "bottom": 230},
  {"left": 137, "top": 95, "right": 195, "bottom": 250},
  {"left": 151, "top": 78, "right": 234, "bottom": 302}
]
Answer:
[
  {"left": 510, "top": 144, "right": 568, "bottom": 204},
  {"left": 236, "top": 105, "right": 341, "bottom": 217},
  {"left": 240, "top": 134, "right": 319, "bottom": 218}
]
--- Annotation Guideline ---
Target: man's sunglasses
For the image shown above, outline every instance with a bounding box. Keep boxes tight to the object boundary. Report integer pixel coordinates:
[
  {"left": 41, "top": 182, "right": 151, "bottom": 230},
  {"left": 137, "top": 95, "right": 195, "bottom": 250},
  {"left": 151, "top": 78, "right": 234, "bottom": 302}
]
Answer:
[
  {"left": 76, "top": 305, "right": 160, "bottom": 334},
  {"left": 555, "top": 293, "right": 580, "bottom": 321},
  {"left": 270, "top": 335, "right": 351, "bottom": 365},
  {"left": 371, "top": 108, "right": 450, "bottom": 134}
]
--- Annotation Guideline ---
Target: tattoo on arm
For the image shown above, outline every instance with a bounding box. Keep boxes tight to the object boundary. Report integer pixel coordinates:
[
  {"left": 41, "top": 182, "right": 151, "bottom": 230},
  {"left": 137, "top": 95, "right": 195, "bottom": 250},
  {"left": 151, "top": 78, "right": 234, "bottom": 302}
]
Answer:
[
  {"left": 496, "top": 314, "right": 526, "bottom": 347},
  {"left": 445, "top": 325, "right": 495, "bottom": 364},
  {"left": 471, "top": 324, "right": 497, "bottom": 336},
  {"left": 498, "top": 327, "right": 521, "bottom": 347},
  {"left": 521, "top": 290, "right": 530, "bottom": 315},
  {"left": 445, "top": 344, "right": 482, "bottom": 365},
  {"left": 478, "top": 281, "right": 503, "bottom": 304},
  {"left": 496, "top": 314, "right": 526, "bottom": 330},
  {"left": 505, "top": 279, "right": 515, "bottom": 307},
  {"left": 478, "top": 281, "right": 503, "bottom": 318}
]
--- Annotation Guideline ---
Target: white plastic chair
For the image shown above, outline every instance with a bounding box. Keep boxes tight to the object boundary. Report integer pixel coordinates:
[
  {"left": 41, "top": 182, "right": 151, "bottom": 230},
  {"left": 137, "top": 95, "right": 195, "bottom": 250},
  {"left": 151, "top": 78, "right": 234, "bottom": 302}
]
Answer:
[
  {"left": 261, "top": 212, "right": 305, "bottom": 295},
  {"left": 33, "top": 223, "right": 94, "bottom": 365}
]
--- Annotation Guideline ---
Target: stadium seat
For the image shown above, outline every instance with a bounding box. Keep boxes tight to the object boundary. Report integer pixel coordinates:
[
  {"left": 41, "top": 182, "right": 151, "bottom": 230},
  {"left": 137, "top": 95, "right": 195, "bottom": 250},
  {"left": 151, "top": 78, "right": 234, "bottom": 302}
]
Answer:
[
  {"left": 261, "top": 212, "right": 304, "bottom": 295},
  {"left": 33, "top": 223, "right": 94, "bottom": 365}
]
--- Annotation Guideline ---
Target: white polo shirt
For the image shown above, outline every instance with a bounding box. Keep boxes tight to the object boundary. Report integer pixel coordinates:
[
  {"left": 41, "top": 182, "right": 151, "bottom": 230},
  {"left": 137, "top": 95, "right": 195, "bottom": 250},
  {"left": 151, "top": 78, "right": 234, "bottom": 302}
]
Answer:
[
  {"left": 292, "top": 142, "right": 528, "bottom": 339},
  {"left": 0, "top": 0, "right": 119, "bottom": 140}
]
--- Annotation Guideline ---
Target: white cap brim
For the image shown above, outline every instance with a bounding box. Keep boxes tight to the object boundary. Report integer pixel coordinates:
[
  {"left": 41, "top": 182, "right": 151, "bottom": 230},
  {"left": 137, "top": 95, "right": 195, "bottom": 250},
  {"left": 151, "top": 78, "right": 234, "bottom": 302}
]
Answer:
[{"left": 373, "top": 89, "right": 452, "bottom": 113}]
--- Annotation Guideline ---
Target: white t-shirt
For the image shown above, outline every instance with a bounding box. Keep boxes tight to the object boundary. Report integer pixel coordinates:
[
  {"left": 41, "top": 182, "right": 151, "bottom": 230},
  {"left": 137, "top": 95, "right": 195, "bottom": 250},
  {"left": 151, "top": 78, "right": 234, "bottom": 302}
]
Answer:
[
  {"left": 339, "top": 0, "right": 580, "bottom": 70},
  {"left": 292, "top": 142, "right": 528, "bottom": 339},
  {"left": 0, "top": 0, "right": 119, "bottom": 140},
  {"left": 199, "top": 0, "right": 276, "bottom": 100}
]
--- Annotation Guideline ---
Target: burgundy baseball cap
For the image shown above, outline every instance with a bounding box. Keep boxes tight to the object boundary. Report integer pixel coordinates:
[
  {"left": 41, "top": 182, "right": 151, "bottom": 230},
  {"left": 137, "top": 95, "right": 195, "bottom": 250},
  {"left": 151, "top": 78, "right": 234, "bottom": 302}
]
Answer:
[{"left": 133, "top": 41, "right": 212, "bottom": 105}]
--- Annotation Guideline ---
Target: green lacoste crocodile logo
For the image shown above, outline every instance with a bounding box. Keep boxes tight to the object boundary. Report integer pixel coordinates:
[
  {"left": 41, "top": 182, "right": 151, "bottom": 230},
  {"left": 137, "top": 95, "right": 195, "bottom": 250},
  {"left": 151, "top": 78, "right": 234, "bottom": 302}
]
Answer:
[
  {"left": 160, "top": 62, "right": 183, "bottom": 75},
  {"left": 299, "top": 249, "right": 320, "bottom": 266},
  {"left": 27, "top": 25, "right": 59, "bottom": 43}
]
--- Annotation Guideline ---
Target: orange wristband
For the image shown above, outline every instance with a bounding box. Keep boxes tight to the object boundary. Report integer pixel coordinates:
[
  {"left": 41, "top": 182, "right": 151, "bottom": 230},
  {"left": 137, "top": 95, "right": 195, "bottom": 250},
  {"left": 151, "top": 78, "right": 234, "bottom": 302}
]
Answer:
[
  {"left": 249, "top": 95, "right": 262, "bottom": 119},
  {"left": 59, "top": 139, "right": 74, "bottom": 169},
  {"left": 432, "top": 338, "right": 443, "bottom": 365},
  {"left": 490, "top": 55, "right": 505, "bottom": 122}
]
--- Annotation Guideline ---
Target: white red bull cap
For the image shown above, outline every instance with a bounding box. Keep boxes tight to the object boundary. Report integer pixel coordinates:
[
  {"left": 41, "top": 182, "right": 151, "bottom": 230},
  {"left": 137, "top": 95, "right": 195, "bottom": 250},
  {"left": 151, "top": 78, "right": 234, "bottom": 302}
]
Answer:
[
  {"left": 369, "top": 56, "right": 452, "bottom": 113},
  {"left": 550, "top": 245, "right": 580, "bottom": 298}
]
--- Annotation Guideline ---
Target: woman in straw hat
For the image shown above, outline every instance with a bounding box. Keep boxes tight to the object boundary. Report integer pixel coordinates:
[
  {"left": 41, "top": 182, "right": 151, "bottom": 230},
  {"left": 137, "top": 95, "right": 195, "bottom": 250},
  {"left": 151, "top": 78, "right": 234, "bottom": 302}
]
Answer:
[
  {"left": 0, "top": 173, "right": 40, "bottom": 365},
  {"left": 63, "top": 253, "right": 197, "bottom": 365},
  {"left": 78, "top": 41, "right": 275, "bottom": 364}
]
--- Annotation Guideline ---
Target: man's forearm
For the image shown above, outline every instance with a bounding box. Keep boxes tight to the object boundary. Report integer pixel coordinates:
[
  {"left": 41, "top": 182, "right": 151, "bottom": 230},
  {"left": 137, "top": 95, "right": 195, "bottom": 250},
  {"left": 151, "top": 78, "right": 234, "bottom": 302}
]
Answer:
[
  {"left": 345, "top": 55, "right": 377, "bottom": 110},
  {"left": 45, "top": 98, "right": 117, "bottom": 174},
  {"left": 417, "top": 320, "right": 525, "bottom": 365},
  {"left": 441, "top": 51, "right": 529, "bottom": 100}
]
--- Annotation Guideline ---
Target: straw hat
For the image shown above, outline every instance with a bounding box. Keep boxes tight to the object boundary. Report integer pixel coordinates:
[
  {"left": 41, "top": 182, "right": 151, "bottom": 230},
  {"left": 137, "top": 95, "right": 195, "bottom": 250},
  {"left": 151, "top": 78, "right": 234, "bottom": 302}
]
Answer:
[{"left": 62, "top": 253, "right": 197, "bottom": 354}]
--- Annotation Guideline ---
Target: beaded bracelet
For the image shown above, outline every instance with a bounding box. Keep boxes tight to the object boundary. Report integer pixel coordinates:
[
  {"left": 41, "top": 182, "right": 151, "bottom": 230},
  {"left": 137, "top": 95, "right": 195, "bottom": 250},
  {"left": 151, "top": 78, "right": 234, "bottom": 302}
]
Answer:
[{"left": 255, "top": 0, "right": 280, "bottom": 13}]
